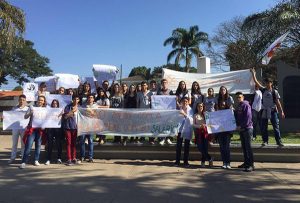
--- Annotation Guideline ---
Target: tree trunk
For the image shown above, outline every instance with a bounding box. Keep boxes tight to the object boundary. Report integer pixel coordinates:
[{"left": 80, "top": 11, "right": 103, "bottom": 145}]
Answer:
[{"left": 185, "top": 48, "right": 190, "bottom": 72}]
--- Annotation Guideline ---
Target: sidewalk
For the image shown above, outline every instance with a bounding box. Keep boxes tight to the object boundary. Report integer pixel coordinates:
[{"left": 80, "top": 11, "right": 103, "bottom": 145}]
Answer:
[{"left": 0, "top": 135, "right": 300, "bottom": 203}]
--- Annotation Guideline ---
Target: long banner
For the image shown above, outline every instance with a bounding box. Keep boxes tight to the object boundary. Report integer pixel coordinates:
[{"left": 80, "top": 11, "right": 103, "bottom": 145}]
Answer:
[
  {"left": 77, "top": 108, "right": 183, "bottom": 137},
  {"left": 162, "top": 68, "right": 254, "bottom": 93},
  {"left": 205, "top": 109, "right": 236, "bottom": 134}
]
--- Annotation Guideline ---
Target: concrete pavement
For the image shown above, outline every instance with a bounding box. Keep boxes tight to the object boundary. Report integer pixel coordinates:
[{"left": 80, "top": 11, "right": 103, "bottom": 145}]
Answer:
[{"left": 0, "top": 135, "right": 300, "bottom": 203}]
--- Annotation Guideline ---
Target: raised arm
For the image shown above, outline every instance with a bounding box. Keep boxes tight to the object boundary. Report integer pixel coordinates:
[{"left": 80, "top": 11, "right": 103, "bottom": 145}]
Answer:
[{"left": 250, "top": 68, "right": 264, "bottom": 89}]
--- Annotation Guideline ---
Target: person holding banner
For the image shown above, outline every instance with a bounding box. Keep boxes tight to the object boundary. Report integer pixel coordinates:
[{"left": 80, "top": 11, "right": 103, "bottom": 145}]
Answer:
[
  {"left": 110, "top": 83, "right": 124, "bottom": 143},
  {"left": 216, "top": 86, "right": 234, "bottom": 169},
  {"left": 175, "top": 97, "right": 193, "bottom": 167},
  {"left": 193, "top": 102, "right": 213, "bottom": 168},
  {"left": 250, "top": 68, "right": 285, "bottom": 147},
  {"left": 63, "top": 95, "right": 80, "bottom": 166},
  {"left": 95, "top": 88, "right": 110, "bottom": 145},
  {"left": 137, "top": 81, "right": 154, "bottom": 144},
  {"left": 45, "top": 99, "right": 63, "bottom": 165},
  {"left": 175, "top": 81, "right": 191, "bottom": 109},
  {"left": 8, "top": 95, "right": 29, "bottom": 164},
  {"left": 79, "top": 94, "right": 98, "bottom": 163},
  {"left": 20, "top": 96, "right": 47, "bottom": 169},
  {"left": 235, "top": 92, "right": 254, "bottom": 172},
  {"left": 157, "top": 79, "right": 174, "bottom": 145},
  {"left": 191, "top": 81, "right": 205, "bottom": 113},
  {"left": 124, "top": 84, "right": 138, "bottom": 144}
]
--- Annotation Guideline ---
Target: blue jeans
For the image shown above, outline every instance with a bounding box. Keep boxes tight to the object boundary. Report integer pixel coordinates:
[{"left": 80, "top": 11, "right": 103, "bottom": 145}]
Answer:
[
  {"left": 22, "top": 130, "right": 42, "bottom": 163},
  {"left": 218, "top": 132, "right": 231, "bottom": 164},
  {"left": 261, "top": 111, "right": 282, "bottom": 144},
  {"left": 197, "top": 136, "right": 211, "bottom": 162},
  {"left": 252, "top": 109, "right": 262, "bottom": 138},
  {"left": 80, "top": 134, "right": 94, "bottom": 159},
  {"left": 240, "top": 128, "right": 254, "bottom": 167}
]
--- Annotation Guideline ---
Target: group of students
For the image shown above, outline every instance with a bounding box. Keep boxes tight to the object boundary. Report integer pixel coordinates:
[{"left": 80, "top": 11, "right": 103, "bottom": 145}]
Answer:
[{"left": 8, "top": 68, "right": 285, "bottom": 172}]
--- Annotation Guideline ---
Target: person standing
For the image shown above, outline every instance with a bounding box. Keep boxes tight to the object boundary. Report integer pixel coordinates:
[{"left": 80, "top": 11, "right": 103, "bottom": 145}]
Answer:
[
  {"left": 136, "top": 81, "right": 153, "bottom": 144},
  {"left": 110, "top": 83, "right": 124, "bottom": 143},
  {"left": 8, "top": 95, "right": 29, "bottom": 164},
  {"left": 157, "top": 79, "right": 174, "bottom": 145},
  {"left": 216, "top": 86, "right": 234, "bottom": 169},
  {"left": 251, "top": 85, "right": 262, "bottom": 140},
  {"left": 80, "top": 94, "right": 98, "bottom": 163},
  {"left": 63, "top": 95, "right": 80, "bottom": 166},
  {"left": 191, "top": 81, "right": 205, "bottom": 113},
  {"left": 193, "top": 102, "right": 213, "bottom": 168},
  {"left": 175, "top": 97, "right": 193, "bottom": 167},
  {"left": 20, "top": 96, "right": 47, "bottom": 169},
  {"left": 250, "top": 68, "right": 285, "bottom": 146},
  {"left": 45, "top": 99, "right": 63, "bottom": 165},
  {"left": 235, "top": 92, "right": 254, "bottom": 172}
]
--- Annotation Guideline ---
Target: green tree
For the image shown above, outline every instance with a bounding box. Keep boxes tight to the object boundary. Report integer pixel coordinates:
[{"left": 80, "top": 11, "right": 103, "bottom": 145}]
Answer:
[
  {"left": 128, "top": 66, "right": 152, "bottom": 81},
  {"left": 0, "top": 0, "right": 25, "bottom": 50},
  {"left": 163, "top": 25, "right": 210, "bottom": 73},
  {"left": 0, "top": 40, "right": 52, "bottom": 86},
  {"left": 242, "top": 0, "right": 300, "bottom": 68}
]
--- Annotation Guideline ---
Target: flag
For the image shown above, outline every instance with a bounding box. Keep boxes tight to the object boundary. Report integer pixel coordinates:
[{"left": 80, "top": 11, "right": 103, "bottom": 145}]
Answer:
[{"left": 262, "top": 31, "right": 290, "bottom": 65}]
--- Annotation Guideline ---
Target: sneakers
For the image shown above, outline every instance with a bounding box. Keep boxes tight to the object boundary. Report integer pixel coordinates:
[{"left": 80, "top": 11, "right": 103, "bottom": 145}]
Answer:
[
  {"left": 149, "top": 141, "right": 155, "bottom": 145},
  {"left": 244, "top": 166, "right": 254, "bottom": 172},
  {"left": 19, "top": 163, "right": 26, "bottom": 169},
  {"left": 99, "top": 139, "right": 105, "bottom": 145},
  {"left": 174, "top": 161, "right": 180, "bottom": 167},
  {"left": 226, "top": 164, "right": 232, "bottom": 169},
  {"left": 183, "top": 163, "right": 190, "bottom": 168},
  {"left": 57, "top": 159, "right": 62, "bottom": 164},
  {"left": 208, "top": 158, "right": 213, "bottom": 167},
  {"left": 66, "top": 160, "right": 73, "bottom": 166},
  {"left": 122, "top": 140, "right": 127, "bottom": 146},
  {"left": 34, "top": 161, "right": 40, "bottom": 166},
  {"left": 277, "top": 142, "right": 284, "bottom": 147},
  {"left": 159, "top": 139, "right": 165, "bottom": 146},
  {"left": 221, "top": 164, "right": 227, "bottom": 169},
  {"left": 201, "top": 161, "right": 205, "bottom": 168},
  {"left": 72, "top": 159, "right": 80, "bottom": 164},
  {"left": 45, "top": 160, "right": 50, "bottom": 165},
  {"left": 166, "top": 138, "right": 173, "bottom": 145},
  {"left": 88, "top": 158, "right": 94, "bottom": 163},
  {"left": 261, "top": 142, "right": 268, "bottom": 146}
]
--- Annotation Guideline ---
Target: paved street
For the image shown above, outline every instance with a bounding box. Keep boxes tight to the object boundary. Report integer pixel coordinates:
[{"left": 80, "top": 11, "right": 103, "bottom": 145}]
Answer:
[{"left": 0, "top": 135, "right": 299, "bottom": 203}]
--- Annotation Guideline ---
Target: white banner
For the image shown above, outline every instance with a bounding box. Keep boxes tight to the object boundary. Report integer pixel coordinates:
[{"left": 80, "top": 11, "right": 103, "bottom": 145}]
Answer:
[
  {"left": 32, "top": 107, "right": 63, "bottom": 128},
  {"left": 77, "top": 108, "right": 183, "bottom": 137},
  {"left": 46, "top": 94, "right": 72, "bottom": 108},
  {"left": 3, "top": 111, "right": 29, "bottom": 130},
  {"left": 151, "top": 95, "right": 176, "bottom": 110},
  {"left": 22, "top": 83, "right": 38, "bottom": 101},
  {"left": 92, "top": 64, "right": 119, "bottom": 83},
  {"left": 162, "top": 68, "right": 254, "bottom": 93},
  {"left": 55, "top": 73, "right": 80, "bottom": 90},
  {"left": 34, "top": 76, "right": 57, "bottom": 92},
  {"left": 205, "top": 109, "right": 236, "bottom": 134}
]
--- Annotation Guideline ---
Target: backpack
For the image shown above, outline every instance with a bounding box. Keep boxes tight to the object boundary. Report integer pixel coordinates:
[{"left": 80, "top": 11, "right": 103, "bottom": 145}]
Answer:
[{"left": 261, "top": 88, "right": 277, "bottom": 105}]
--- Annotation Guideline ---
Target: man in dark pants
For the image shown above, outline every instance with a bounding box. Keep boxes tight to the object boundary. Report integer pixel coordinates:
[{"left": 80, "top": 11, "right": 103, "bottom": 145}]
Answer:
[{"left": 235, "top": 92, "right": 254, "bottom": 172}]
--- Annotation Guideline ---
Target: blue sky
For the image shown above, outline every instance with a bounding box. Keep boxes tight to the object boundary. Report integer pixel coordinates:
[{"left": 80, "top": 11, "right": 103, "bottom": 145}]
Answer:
[{"left": 4, "top": 0, "right": 276, "bottom": 89}]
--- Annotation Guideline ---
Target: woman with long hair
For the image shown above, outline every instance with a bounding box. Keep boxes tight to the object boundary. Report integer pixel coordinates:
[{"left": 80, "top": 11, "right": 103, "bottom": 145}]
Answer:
[
  {"left": 20, "top": 95, "right": 47, "bottom": 169},
  {"left": 216, "top": 86, "right": 234, "bottom": 169},
  {"left": 191, "top": 81, "right": 204, "bottom": 112},
  {"left": 175, "top": 81, "right": 191, "bottom": 109},
  {"left": 45, "top": 99, "right": 63, "bottom": 165}
]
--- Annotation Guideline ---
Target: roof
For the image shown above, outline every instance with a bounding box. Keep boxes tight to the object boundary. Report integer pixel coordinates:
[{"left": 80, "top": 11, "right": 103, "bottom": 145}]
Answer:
[{"left": 0, "top": 91, "right": 22, "bottom": 98}]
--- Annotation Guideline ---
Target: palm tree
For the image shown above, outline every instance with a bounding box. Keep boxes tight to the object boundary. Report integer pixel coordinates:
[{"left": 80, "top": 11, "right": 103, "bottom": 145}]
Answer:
[{"left": 163, "top": 25, "right": 210, "bottom": 72}]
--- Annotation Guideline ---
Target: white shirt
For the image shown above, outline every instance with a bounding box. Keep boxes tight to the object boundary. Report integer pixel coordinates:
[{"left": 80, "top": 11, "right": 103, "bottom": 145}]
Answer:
[{"left": 252, "top": 89, "right": 262, "bottom": 112}]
